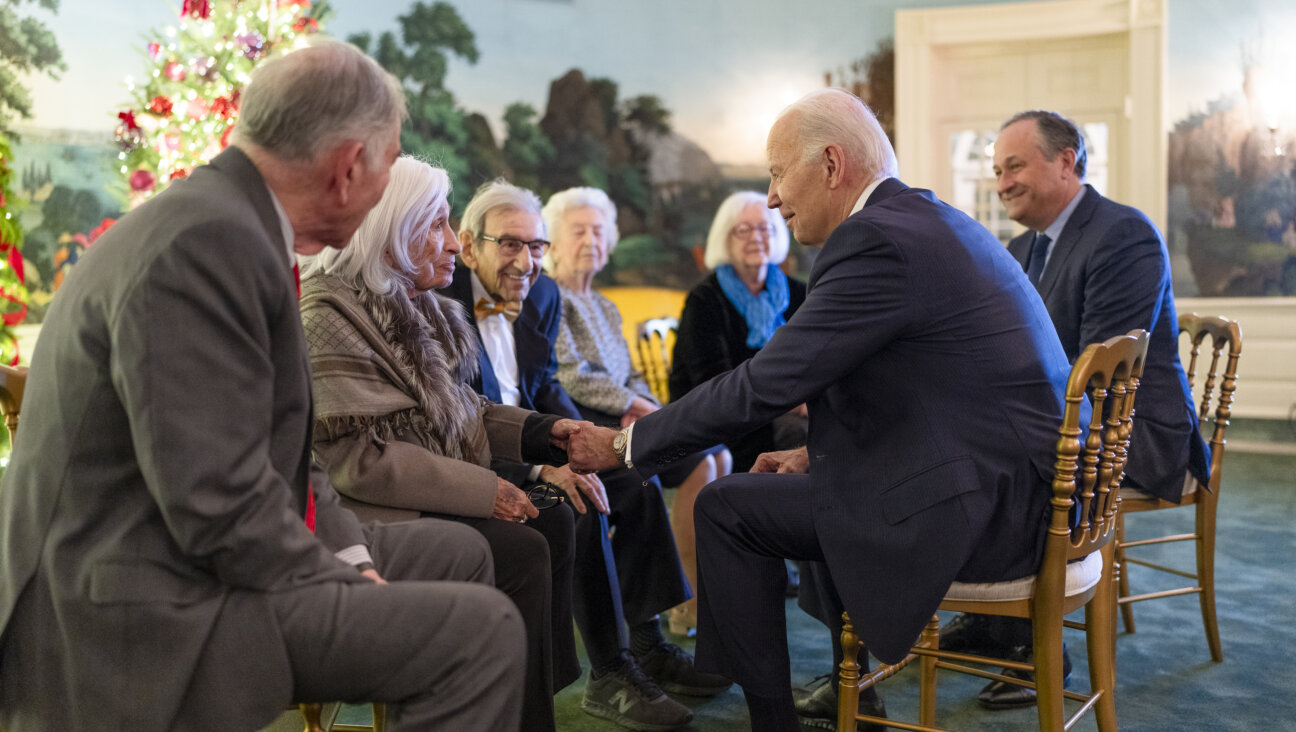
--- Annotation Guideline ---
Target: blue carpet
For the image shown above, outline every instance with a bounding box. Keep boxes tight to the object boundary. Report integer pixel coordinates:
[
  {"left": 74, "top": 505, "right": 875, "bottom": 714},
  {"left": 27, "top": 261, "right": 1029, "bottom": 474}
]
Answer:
[{"left": 330, "top": 450, "right": 1295, "bottom": 731}]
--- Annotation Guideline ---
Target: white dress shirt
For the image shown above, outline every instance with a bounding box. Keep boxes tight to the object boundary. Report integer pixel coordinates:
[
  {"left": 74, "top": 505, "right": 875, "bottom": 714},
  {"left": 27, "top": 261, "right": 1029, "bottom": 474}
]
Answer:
[{"left": 470, "top": 272, "right": 523, "bottom": 408}]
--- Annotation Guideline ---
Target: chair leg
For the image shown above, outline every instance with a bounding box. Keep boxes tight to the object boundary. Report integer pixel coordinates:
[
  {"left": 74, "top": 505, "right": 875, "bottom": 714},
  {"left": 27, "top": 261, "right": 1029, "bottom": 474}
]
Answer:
[
  {"left": 838, "top": 612, "right": 862, "bottom": 732},
  {"left": 1032, "top": 613, "right": 1066, "bottom": 732},
  {"left": 918, "top": 615, "right": 940, "bottom": 728},
  {"left": 373, "top": 703, "right": 386, "bottom": 732},
  {"left": 1115, "top": 514, "right": 1135, "bottom": 634},
  {"left": 1086, "top": 546, "right": 1119, "bottom": 732},
  {"left": 299, "top": 703, "right": 325, "bottom": 732},
  {"left": 1197, "top": 496, "right": 1223, "bottom": 662}
]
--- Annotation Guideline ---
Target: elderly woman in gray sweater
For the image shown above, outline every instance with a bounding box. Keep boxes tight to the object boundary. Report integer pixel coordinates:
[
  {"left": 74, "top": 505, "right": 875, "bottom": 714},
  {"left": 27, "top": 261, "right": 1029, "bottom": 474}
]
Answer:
[{"left": 542, "top": 186, "right": 731, "bottom": 636}]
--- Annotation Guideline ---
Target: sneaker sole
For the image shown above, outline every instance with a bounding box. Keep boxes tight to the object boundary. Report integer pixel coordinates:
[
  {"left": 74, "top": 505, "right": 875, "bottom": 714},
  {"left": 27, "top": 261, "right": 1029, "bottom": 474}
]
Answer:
[{"left": 580, "top": 698, "right": 692, "bottom": 731}]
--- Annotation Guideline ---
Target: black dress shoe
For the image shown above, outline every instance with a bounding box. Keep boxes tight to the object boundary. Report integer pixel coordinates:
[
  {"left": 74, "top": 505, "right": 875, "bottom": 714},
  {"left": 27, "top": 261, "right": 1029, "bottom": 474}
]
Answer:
[
  {"left": 939, "top": 613, "right": 1014, "bottom": 656},
  {"left": 977, "top": 644, "right": 1072, "bottom": 710},
  {"left": 792, "top": 676, "right": 887, "bottom": 731}
]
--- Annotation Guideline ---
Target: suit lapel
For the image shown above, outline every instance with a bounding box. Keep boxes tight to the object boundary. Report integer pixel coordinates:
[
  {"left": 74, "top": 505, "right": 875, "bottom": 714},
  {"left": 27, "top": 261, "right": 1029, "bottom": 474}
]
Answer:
[{"left": 1036, "top": 185, "right": 1098, "bottom": 300}]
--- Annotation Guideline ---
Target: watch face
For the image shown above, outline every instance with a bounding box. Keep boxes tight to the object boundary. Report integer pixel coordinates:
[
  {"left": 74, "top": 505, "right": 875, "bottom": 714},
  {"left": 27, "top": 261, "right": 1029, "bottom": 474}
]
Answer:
[{"left": 613, "top": 430, "right": 627, "bottom": 452}]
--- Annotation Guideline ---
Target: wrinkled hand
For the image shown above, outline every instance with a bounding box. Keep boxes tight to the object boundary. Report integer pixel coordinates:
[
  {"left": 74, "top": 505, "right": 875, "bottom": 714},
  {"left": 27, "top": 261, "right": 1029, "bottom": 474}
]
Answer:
[
  {"left": 493, "top": 477, "right": 540, "bottom": 524},
  {"left": 751, "top": 446, "right": 810, "bottom": 474},
  {"left": 567, "top": 424, "right": 621, "bottom": 474},
  {"left": 620, "top": 396, "right": 659, "bottom": 428},
  {"left": 550, "top": 418, "right": 591, "bottom": 451},
  {"left": 539, "top": 464, "right": 610, "bottom": 515},
  {"left": 360, "top": 568, "right": 388, "bottom": 585}
]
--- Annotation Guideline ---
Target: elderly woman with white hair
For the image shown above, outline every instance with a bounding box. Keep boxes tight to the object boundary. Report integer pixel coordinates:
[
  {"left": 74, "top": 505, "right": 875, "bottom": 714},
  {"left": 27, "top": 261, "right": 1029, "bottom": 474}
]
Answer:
[
  {"left": 541, "top": 186, "right": 732, "bottom": 638},
  {"left": 670, "top": 190, "right": 809, "bottom": 474},
  {"left": 298, "top": 157, "right": 583, "bottom": 732}
]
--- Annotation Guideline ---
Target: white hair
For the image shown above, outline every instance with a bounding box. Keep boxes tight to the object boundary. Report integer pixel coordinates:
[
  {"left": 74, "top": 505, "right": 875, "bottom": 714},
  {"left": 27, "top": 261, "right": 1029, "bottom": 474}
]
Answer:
[
  {"left": 457, "top": 178, "right": 544, "bottom": 251},
  {"left": 703, "top": 191, "right": 789, "bottom": 270},
  {"left": 776, "top": 88, "right": 898, "bottom": 181},
  {"left": 540, "top": 186, "right": 620, "bottom": 273},
  {"left": 300, "top": 156, "right": 450, "bottom": 296},
  {"left": 230, "top": 39, "right": 406, "bottom": 166}
]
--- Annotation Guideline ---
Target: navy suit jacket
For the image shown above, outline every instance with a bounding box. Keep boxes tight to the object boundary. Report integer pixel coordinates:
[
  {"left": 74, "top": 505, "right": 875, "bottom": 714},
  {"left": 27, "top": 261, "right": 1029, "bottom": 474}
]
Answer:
[
  {"left": 628, "top": 178, "right": 1075, "bottom": 664},
  {"left": 1008, "top": 185, "right": 1209, "bottom": 503}
]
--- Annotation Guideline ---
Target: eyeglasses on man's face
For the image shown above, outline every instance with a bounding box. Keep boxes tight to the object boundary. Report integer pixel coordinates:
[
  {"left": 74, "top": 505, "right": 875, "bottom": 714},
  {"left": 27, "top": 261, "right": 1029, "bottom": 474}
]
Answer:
[
  {"left": 527, "top": 482, "right": 568, "bottom": 510},
  {"left": 731, "top": 222, "right": 776, "bottom": 240},
  {"left": 481, "top": 234, "right": 551, "bottom": 259}
]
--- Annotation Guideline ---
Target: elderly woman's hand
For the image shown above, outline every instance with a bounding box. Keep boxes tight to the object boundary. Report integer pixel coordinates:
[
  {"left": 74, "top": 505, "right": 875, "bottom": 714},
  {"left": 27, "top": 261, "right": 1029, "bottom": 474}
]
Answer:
[
  {"left": 494, "top": 477, "right": 540, "bottom": 524},
  {"left": 539, "top": 464, "right": 610, "bottom": 515},
  {"left": 620, "top": 396, "right": 659, "bottom": 428}
]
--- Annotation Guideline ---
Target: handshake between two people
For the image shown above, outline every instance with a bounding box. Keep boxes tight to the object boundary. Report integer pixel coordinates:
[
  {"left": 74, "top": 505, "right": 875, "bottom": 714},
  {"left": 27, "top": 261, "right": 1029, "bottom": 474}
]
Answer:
[
  {"left": 491, "top": 418, "right": 614, "bottom": 526},
  {"left": 559, "top": 418, "right": 814, "bottom": 478}
]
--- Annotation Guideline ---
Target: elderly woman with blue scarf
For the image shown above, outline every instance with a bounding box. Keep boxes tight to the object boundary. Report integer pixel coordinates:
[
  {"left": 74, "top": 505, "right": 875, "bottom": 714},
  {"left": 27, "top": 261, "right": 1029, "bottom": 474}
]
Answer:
[{"left": 670, "top": 190, "right": 809, "bottom": 474}]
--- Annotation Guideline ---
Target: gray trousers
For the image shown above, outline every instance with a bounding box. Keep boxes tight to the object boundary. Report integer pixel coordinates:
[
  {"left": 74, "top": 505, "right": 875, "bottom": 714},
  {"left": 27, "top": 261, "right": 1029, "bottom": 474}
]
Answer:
[{"left": 149, "top": 520, "right": 524, "bottom": 732}]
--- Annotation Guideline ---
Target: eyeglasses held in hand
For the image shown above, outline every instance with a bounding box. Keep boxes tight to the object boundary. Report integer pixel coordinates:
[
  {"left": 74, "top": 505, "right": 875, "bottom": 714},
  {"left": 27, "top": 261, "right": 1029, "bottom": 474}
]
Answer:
[
  {"left": 730, "top": 222, "right": 776, "bottom": 240},
  {"left": 528, "top": 482, "right": 567, "bottom": 510},
  {"left": 481, "top": 234, "right": 551, "bottom": 258}
]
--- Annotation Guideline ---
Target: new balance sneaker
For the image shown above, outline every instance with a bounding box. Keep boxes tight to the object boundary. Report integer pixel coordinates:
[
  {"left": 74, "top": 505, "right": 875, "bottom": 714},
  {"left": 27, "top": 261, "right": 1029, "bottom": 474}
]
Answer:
[
  {"left": 636, "top": 641, "right": 732, "bottom": 696},
  {"left": 792, "top": 675, "right": 887, "bottom": 732},
  {"left": 581, "top": 651, "right": 693, "bottom": 731}
]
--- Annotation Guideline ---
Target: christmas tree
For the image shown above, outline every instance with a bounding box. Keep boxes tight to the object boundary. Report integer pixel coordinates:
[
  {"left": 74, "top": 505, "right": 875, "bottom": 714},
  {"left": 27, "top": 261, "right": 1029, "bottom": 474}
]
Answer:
[
  {"left": 0, "top": 132, "right": 29, "bottom": 367},
  {"left": 115, "top": 0, "right": 331, "bottom": 206}
]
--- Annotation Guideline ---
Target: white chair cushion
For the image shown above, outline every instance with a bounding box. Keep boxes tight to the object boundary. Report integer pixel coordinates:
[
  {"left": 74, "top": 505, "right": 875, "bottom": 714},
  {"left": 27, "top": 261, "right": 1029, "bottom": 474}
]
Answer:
[{"left": 942, "top": 551, "right": 1104, "bottom": 603}]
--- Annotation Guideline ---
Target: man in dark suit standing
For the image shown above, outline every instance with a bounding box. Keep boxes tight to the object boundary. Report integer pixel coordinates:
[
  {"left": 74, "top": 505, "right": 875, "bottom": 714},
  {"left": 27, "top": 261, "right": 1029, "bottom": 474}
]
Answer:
[
  {"left": 0, "top": 42, "right": 525, "bottom": 732},
  {"left": 936, "top": 109, "right": 1212, "bottom": 709},
  {"left": 441, "top": 180, "right": 729, "bottom": 731},
  {"left": 567, "top": 89, "right": 1075, "bottom": 732}
]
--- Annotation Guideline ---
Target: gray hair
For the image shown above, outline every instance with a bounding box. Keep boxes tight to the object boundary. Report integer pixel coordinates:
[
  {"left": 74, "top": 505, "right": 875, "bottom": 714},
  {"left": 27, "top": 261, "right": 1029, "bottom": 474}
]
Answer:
[
  {"left": 300, "top": 156, "right": 451, "bottom": 296},
  {"left": 777, "top": 88, "right": 898, "bottom": 181},
  {"left": 458, "top": 178, "right": 544, "bottom": 245},
  {"left": 703, "top": 191, "right": 789, "bottom": 270},
  {"left": 230, "top": 39, "right": 406, "bottom": 165},
  {"left": 540, "top": 186, "right": 620, "bottom": 273},
  {"left": 1001, "top": 110, "right": 1087, "bottom": 180}
]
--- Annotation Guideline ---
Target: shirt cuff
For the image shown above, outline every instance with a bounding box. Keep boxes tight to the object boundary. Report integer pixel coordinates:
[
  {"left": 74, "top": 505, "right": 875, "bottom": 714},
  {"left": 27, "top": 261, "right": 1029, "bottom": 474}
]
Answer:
[
  {"left": 528, "top": 463, "right": 544, "bottom": 482},
  {"left": 624, "top": 423, "right": 635, "bottom": 467},
  {"left": 335, "top": 544, "right": 373, "bottom": 567}
]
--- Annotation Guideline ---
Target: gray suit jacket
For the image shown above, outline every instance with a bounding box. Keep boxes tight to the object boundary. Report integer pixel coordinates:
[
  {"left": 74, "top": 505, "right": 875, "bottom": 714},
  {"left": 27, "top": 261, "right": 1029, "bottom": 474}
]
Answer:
[
  {"left": 1007, "top": 185, "right": 1209, "bottom": 502},
  {"left": 0, "top": 147, "right": 367, "bottom": 731}
]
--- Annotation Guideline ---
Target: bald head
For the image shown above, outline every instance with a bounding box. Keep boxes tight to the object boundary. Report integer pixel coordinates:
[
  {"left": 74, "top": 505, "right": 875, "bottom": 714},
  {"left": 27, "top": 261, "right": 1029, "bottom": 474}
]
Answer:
[{"left": 765, "top": 89, "right": 897, "bottom": 247}]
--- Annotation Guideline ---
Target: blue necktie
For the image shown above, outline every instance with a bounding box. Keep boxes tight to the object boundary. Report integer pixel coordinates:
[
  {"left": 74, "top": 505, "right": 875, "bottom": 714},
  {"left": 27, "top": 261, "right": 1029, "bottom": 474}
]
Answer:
[{"left": 1026, "top": 233, "right": 1051, "bottom": 285}]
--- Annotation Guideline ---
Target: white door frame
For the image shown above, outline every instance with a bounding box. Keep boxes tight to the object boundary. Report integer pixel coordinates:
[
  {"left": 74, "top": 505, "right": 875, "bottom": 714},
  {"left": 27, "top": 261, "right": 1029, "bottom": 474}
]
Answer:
[{"left": 895, "top": 0, "right": 1167, "bottom": 230}]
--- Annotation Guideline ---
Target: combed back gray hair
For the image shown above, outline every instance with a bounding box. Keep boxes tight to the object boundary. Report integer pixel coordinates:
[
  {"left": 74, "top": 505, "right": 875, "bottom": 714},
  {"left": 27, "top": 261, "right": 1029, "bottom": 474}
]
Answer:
[
  {"left": 703, "top": 191, "right": 790, "bottom": 270},
  {"left": 540, "top": 186, "right": 620, "bottom": 273},
  {"left": 1001, "top": 110, "right": 1087, "bottom": 180},
  {"left": 230, "top": 40, "right": 406, "bottom": 165},
  {"left": 458, "top": 178, "right": 544, "bottom": 244},
  {"left": 778, "top": 88, "right": 898, "bottom": 181},
  {"left": 300, "top": 156, "right": 450, "bottom": 296}
]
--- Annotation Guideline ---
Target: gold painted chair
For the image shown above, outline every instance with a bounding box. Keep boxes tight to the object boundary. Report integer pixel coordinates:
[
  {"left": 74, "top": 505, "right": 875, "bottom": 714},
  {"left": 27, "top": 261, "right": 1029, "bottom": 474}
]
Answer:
[
  {"left": 299, "top": 702, "right": 384, "bottom": 732},
  {"left": 0, "top": 363, "right": 27, "bottom": 442},
  {"left": 838, "top": 329, "right": 1150, "bottom": 732},
  {"left": 634, "top": 316, "right": 678, "bottom": 405},
  {"left": 1115, "top": 313, "right": 1242, "bottom": 662}
]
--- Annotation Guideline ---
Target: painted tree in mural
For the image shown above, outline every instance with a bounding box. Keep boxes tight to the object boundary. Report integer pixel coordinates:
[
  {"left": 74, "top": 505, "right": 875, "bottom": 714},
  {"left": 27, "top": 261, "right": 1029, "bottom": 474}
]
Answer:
[
  {"left": 349, "top": 1, "right": 498, "bottom": 215},
  {"left": 0, "top": 0, "right": 67, "bottom": 135},
  {"left": 115, "top": 0, "right": 330, "bottom": 206},
  {"left": 0, "top": 133, "right": 30, "bottom": 366}
]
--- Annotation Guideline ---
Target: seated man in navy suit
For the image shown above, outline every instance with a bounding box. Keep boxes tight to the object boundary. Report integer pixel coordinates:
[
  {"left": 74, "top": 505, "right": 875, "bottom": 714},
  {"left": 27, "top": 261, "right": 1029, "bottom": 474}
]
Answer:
[
  {"left": 567, "top": 89, "right": 1075, "bottom": 732},
  {"left": 440, "top": 180, "right": 730, "bottom": 731},
  {"left": 935, "top": 109, "right": 1212, "bottom": 709}
]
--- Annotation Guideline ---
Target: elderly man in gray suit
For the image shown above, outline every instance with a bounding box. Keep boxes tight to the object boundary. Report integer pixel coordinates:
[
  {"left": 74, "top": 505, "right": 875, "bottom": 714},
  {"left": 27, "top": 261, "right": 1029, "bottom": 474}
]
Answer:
[{"left": 0, "top": 42, "right": 525, "bottom": 732}]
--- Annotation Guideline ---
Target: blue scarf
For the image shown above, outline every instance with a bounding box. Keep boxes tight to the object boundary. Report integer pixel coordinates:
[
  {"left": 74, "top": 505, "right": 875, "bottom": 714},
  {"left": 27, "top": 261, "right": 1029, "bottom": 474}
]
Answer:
[{"left": 716, "top": 263, "right": 790, "bottom": 349}]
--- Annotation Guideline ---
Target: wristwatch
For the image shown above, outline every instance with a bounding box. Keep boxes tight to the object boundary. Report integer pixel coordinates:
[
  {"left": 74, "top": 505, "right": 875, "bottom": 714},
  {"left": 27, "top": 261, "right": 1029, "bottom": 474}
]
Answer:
[{"left": 612, "top": 427, "right": 632, "bottom": 468}]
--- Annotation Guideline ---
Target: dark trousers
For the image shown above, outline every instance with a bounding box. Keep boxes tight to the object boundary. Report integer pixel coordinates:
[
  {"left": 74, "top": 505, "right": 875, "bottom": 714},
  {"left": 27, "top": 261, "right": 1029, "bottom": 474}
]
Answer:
[
  {"left": 572, "top": 466, "right": 690, "bottom": 667},
  {"left": 438, "top": 506, "right": 581, "bottom": 732},
  {"left": 693, "top": 473, "right": 824, "bottom": 711}
]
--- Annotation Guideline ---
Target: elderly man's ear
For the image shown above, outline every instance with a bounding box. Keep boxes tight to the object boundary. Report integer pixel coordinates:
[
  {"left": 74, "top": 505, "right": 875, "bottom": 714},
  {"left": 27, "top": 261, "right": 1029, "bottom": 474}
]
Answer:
[{"left": 458, "top": 230, "right": 479, "bottom": 267}]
